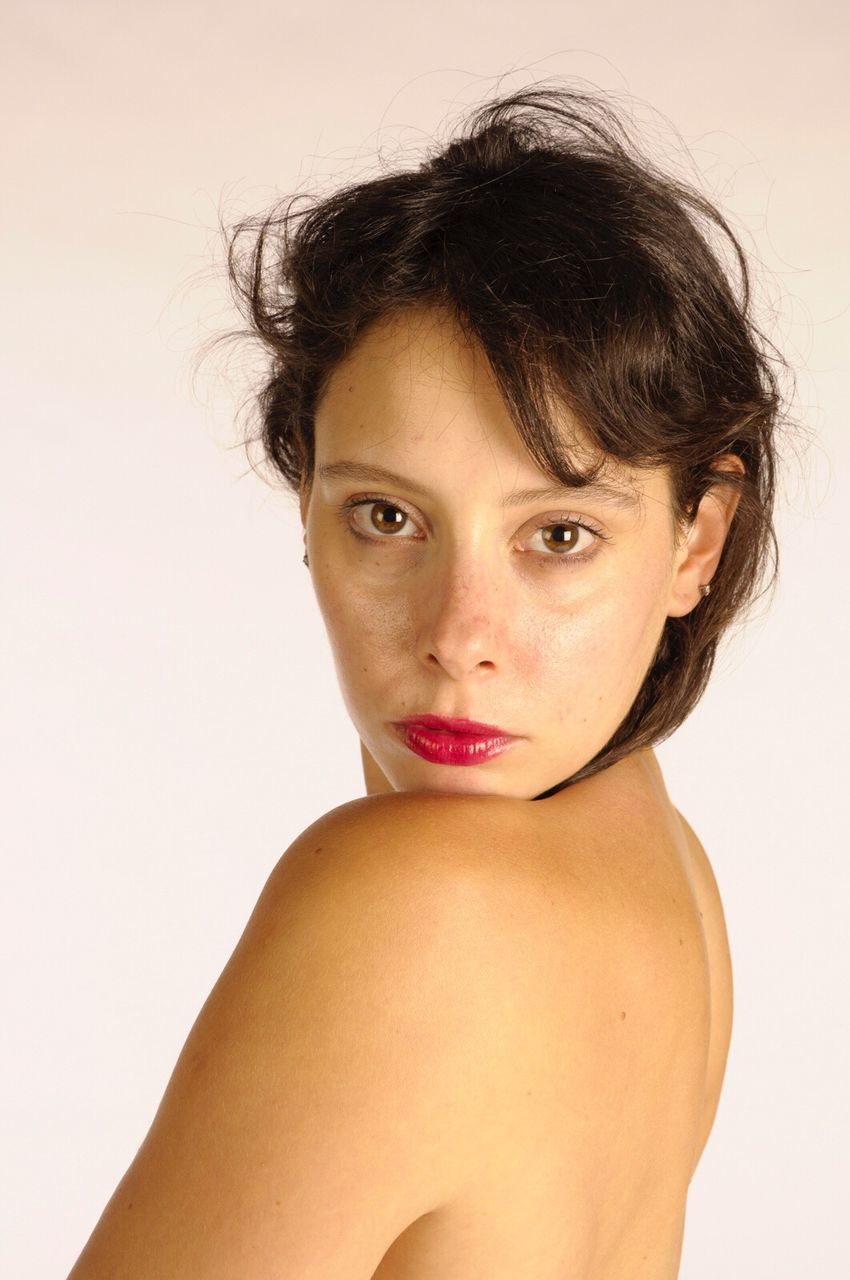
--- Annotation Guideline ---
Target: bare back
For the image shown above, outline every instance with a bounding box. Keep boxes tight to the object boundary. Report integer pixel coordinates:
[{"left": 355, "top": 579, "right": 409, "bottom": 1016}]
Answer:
[{"left": 371, "top": 750, "right": 733, "bottom": 1279}]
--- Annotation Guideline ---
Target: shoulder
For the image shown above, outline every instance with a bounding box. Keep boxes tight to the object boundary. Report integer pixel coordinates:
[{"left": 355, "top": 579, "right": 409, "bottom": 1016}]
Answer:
[
  {"left": 67, "top": 792, "right": 549, "bottom": 1279},
  {"left": 248, "top": 791, "right": 548, "bottom": 1016},
  {"left": 258, "top": 789, "right": 587, "bottom": 956},
  {"left": 254, "top": 790, "right": 608, "bottom": 1098},
  {"left": 251, "top": 791, "right": 522, "bottom": 990},
  {"left": 265, "top": 789, "right": 530, "bottom": 901}
]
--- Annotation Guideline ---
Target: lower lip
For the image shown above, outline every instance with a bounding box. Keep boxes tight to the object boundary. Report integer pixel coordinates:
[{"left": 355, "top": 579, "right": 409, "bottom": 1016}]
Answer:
[{"left": 394, "top": 724, "right": 517, "bottom": 765}]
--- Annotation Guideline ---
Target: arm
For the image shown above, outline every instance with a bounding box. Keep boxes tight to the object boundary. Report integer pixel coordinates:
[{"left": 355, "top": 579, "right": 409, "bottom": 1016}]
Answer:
[{"left": 66, "top": 795, "right": 502, "bottom": 1280}]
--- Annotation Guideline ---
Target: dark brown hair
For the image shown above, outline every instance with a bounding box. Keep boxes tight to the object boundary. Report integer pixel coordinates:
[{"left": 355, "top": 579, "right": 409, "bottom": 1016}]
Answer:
[{"left": 222, "top": 82, "right": 789, "bottom": 795}]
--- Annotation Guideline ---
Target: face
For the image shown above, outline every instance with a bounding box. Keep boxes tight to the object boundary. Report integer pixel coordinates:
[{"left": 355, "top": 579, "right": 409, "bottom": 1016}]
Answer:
[{"left": 300, "top": 305, "right": 729, "bottom": 801}]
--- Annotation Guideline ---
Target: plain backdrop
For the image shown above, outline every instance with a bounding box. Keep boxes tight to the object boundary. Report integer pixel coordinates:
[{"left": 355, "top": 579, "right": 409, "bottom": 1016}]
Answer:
[{"left": 3, "top": 2, "right": 848, "bottom": 1276}]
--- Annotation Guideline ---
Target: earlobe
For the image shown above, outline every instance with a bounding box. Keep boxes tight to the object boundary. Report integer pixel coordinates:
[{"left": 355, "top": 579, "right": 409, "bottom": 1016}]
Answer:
[{"left": 666, "top": 456, "right": 745, "bottom": 619}]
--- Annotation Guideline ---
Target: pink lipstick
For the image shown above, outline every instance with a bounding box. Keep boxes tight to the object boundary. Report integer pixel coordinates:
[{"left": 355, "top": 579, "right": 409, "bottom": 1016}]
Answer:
[{"left": 393, "top": 715, "right": 519, "bottom": 766}]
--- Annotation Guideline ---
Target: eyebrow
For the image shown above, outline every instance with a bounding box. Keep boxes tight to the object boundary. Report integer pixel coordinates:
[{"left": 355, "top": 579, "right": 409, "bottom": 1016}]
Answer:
[{"left": 317, "top": 460, "right": 643, "bottom": 512}]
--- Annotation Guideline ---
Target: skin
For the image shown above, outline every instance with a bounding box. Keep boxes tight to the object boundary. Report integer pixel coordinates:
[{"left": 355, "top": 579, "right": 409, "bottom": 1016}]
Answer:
[{"left": 299, "top": 304, "right": 743, "bottom": 803}]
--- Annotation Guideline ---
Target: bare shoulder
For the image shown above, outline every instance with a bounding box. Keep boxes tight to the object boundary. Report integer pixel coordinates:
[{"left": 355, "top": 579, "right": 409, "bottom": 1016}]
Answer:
[
  {"left": 66, "top": 791, "right": 539, "bottom": 1280},
  {"left": 269, "top": 784, "right": 683, "bottom": 1072},
  {"left": 260, "top": 789, "right": 541, "bottom": 924},
  {"left": 297, "top": 788, "right": 715, "bottom": 1215},
  {"left": 252, "top": 789, "right": 559, "bottom": 1017},
  {"left": 278, "top": 788, "right": 529, "bottom": 871},
  {"left": 268, "top": 781, "right": 671, "bottom": 952},
  {"left": 253, "top": 790, "right": 531, "bottom": 990}
]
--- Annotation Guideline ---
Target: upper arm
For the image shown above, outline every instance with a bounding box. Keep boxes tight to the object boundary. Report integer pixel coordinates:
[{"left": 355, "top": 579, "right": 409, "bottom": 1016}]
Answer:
[{"left": 67, "top": 795, "right": 509, "bottom": 1280}]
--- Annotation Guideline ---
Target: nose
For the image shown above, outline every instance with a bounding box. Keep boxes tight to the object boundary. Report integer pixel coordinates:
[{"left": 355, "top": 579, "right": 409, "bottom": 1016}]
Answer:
[{"left": 415, "top": 550, "right": 505, "bottom": 681}]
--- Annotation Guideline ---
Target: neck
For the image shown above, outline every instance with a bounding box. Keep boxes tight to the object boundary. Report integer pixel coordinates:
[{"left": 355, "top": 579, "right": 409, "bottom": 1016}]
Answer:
[{"left": 360, "top": 740, "right": 396, "bottom": 795}]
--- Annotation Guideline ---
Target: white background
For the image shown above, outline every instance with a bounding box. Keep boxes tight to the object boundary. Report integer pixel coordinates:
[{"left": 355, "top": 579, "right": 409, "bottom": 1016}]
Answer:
[{"left": 3, "top": 2, "right": 848, "bottom": 1276}]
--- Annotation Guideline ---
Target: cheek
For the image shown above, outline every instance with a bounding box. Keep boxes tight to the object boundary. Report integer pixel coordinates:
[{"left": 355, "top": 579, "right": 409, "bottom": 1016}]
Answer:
[
  {"left": 514, "top": 569, "right": 668, "bottom": 709},
  {"left": 592, "top": 572, "right": 672, "bottom": 714},
  {"left": 313, "top": 573, "right": 414, "bottom": 671}
]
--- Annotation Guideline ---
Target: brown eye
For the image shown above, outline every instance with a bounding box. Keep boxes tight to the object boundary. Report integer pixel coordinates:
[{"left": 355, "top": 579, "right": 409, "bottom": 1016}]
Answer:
[
  {"left": 368, "top": 502, "right": 408, "bottom": 534},
  {"left": 528, "top": 518, "right": 605, "bottom": 568},
  {"left": 339, "top": 496, "right": 421, "bottom": 543},
  {"left": 540, "top": 523, "right": 581, "bottom": 553}
]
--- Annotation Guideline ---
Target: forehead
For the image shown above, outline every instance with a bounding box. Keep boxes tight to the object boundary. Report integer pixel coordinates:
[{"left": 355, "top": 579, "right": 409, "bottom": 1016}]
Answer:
[
  {"left": 317, "top": 305, "right": 595, "bottom": 458},
  {"left": 313, "top": 305, "right": 672, "bottom": 519}
]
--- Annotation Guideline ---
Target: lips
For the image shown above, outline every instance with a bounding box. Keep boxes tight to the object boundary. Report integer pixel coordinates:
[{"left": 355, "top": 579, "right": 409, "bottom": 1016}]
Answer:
[{"left": 392, "top": 715, "right": 519, "bottom": 766}]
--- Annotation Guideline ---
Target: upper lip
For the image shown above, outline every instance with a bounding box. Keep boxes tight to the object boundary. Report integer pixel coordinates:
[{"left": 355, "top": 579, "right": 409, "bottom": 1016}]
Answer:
[{"left": 396, "top": 714, "right": 515, "bottom": 737}]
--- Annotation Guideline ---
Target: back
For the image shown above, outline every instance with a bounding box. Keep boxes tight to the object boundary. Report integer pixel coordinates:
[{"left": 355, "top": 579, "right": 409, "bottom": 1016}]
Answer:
[{"left": 371, "top": 750, "right": 733, "bottom": 1280}]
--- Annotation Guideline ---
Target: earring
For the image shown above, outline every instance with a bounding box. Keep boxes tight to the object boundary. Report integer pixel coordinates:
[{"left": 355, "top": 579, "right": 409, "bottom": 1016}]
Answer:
[{"left": 698, "top": 583, "right": 711, "bottom": 598}]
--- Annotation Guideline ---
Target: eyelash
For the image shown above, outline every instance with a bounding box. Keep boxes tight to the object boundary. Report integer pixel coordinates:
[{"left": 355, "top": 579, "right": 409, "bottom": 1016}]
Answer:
[{"left": 336, "top": 496, "right": 610, "bottom": 568}]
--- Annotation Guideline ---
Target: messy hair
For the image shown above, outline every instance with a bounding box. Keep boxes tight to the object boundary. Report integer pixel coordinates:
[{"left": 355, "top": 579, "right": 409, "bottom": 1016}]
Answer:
[{"left": 222, "top": 82, "right": 789, "bottom": 795}]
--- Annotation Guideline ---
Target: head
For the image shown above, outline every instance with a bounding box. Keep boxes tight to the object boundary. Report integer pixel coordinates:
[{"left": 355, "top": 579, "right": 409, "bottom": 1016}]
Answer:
[{"left": 226, "top": 84, "right": 784, "bottom": 799}]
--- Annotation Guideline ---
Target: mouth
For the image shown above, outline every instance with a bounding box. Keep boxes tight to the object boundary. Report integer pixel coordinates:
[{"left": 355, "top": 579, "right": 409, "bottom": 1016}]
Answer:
[{"left": 392, "top": 715, "right": 520, "bottom": 766}]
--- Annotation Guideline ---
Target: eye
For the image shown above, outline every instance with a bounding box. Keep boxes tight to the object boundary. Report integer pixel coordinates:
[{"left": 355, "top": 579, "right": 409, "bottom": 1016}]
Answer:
[
  {"left": 343, "top": 498, "right": 418, "bottom": 539},
  {"left": 527, "top": 518, "right": 604, "bottom": 566}
]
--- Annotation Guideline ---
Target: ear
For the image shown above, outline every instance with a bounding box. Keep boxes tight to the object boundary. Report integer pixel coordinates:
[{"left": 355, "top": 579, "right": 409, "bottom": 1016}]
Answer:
[{"left": 666, "top": 454, "right": 746, "bottom": 619}]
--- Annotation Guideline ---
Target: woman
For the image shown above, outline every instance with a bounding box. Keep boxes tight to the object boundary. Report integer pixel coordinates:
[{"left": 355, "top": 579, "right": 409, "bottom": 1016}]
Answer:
[{"left": 68, "top": 83, "right": 784, "bottom": 1279}]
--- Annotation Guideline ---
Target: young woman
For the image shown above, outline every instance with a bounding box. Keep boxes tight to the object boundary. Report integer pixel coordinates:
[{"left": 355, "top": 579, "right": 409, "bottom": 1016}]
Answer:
[{"left": 68, "top": 83, "right": 784, "bottom": 1279}]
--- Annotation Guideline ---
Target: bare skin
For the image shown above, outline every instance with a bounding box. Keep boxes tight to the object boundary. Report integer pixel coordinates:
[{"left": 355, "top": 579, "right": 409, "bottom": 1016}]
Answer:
[
  {"left": 361, "top": 743, "right": 733, "bottom": 1280},
  {"left": 66, "top": 744, "right": 731, "bottom": 1280}
]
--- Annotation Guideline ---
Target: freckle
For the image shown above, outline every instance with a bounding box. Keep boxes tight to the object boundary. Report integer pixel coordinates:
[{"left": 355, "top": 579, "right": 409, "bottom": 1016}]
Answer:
[
  {"left": 679, "top": 937, "right": 683, "bottom": 945},
  {"left": 620, "top": 1010, "right": 626, "bottom": 1020},
  {"left": 127, "top": 1201, "right": 133, "bottom": 1210}
]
